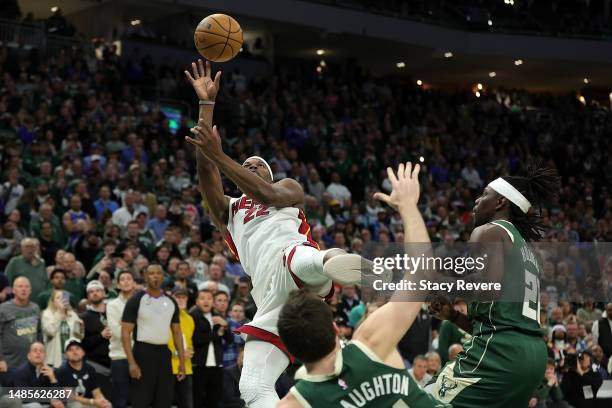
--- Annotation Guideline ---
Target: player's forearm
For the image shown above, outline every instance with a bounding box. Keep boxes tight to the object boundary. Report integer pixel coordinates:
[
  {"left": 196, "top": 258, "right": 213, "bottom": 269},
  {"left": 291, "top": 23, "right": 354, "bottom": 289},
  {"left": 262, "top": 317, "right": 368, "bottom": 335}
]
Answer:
[
  {"left": 196, "top": 154, "right": 227, "bottom": 223},
  {"left": 198, "top": 104, "right": 214, "bottom": 127},
  {"left": 213, "top": 153, "right": 277, "bottom": 205}
]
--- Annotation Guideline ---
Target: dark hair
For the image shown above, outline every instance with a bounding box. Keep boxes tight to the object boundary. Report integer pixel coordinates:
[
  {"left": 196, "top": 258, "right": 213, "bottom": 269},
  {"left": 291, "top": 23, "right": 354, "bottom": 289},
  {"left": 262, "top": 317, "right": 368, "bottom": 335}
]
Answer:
[
  {"left": 186, "top": 242, "right": 202, "bottom": 253},
  {"left": 197, "top": 289, "right": 213, "bottom": 298},
  {"left": 213, "top": 291, "right": 228, "bottom": 300},
  {"left": 278, "top": 289, "right": 336, "bottom": 363},
  {"left": 546, "top": 358, "right": 555, "bottom": 367},
  {"left": 117, "top": 269, "right": 134, "bottom": 282},
  {"left": 50, "top": 268, "right": 66, "bottom": 279},
  {"left": 177, "top": 261, "right": 190, "bottom": 270},
  {"left": 502, "top": 161, "right": 560, "bottom": 242}
]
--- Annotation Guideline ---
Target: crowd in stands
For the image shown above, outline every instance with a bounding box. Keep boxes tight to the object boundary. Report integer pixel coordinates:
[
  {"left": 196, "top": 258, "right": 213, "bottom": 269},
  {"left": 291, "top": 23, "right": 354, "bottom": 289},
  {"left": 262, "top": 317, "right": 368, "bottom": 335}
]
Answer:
[
  {"left": 309, "top": 0, "right": 612, "bottom": 36},
  {"left": 0, "top": 14, "right": 612, "bottom": 406}
]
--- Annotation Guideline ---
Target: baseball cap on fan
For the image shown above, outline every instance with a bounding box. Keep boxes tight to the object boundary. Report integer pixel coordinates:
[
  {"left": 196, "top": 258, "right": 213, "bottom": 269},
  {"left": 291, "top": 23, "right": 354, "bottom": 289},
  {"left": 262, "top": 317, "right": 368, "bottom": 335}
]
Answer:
[
  {"left": 64, "top": 337, "right": 84, "bottom": 352},
  {"left": 86, "top": 280, "right": 104, "bottom": 293}
]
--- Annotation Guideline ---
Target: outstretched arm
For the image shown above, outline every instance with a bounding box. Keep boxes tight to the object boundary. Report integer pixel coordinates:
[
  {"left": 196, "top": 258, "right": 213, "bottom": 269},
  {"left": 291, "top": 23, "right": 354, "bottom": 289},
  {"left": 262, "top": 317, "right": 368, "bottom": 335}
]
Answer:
[
  {"left": 354, "top": 163, "right": 431, "bottom": 361},
  {"left": 184, "top": 60, "right": 230, "bottom": 230},
  {"left": 188, "top": 124, "right": 304, "bottom": 208}
]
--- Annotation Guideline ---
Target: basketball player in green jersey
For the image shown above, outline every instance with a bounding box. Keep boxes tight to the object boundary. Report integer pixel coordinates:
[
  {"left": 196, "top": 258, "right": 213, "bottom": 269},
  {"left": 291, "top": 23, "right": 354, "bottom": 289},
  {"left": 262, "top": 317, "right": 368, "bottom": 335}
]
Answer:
[
  {"left": 423, "top": 164, "right": 560, "bottom": 407},
  {"left": 277, "top": 163, "right": 451, "bottom": 408}
]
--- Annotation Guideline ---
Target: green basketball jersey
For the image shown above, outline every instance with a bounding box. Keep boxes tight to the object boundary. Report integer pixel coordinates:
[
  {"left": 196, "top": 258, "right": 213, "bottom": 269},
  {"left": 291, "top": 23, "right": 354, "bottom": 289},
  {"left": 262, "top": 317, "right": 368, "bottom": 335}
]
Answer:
[
  {"left": 468, "top": 219, "right": 542, "bottom": 337},
  {"left": 291, "top": 341, "right": 451, "bottom": 408}
]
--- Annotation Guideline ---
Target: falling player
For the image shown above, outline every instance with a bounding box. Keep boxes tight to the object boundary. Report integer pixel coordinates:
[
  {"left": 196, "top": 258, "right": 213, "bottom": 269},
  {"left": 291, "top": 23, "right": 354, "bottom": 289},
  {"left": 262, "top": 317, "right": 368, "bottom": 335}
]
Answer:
[
  {"left": 421, "top": 164, "right": 560, "bottom": 407},
  {"left": 184, "top": 60, "right": 366, "bottom": 408},
  {"left": 276, "top": 163, "right": 451, "bottom": 408}
]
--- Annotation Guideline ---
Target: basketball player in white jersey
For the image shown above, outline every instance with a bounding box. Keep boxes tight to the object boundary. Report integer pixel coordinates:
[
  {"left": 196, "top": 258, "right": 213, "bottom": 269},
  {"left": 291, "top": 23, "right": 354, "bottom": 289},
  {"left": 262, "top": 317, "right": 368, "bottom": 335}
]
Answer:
[{"left": 184, "top": 59, "right": 366, "bottom": 408}]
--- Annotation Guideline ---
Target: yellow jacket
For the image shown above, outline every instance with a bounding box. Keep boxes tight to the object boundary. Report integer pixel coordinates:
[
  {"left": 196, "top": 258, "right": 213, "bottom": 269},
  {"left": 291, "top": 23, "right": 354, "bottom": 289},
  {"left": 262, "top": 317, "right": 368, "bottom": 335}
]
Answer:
[{"left": 168, "top": 309, "right": 195, "bottom": 375}]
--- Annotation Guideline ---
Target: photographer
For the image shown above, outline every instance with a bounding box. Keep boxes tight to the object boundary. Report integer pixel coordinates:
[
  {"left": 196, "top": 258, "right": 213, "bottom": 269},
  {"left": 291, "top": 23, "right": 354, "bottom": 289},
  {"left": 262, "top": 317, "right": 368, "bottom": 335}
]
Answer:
[
  {"left": 529, "top": 359, "right": 566, "bottom": 408},
  {"left": 561, "top": 351, "right": 603, "bottom": 408}
]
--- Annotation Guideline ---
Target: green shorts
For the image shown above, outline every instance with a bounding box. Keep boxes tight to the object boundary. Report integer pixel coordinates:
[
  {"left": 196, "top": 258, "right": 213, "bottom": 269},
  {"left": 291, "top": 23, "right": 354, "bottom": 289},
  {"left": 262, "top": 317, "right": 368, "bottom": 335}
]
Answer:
[{"left": 426, "top": 330, "right": 547, "bottom": 408}]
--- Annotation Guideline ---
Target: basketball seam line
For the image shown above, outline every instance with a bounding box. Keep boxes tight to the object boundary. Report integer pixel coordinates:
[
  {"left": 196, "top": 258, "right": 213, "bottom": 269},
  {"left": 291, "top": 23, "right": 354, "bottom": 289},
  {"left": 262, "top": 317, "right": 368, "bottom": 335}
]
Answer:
[
  {"left": 209, "top": 15, "right": 241, "bottom": 34},
  {"left": 216, "top": 15, "right": 232, "bottom": 61},
  {"left": 197, "top": 30, "right": 242, "bottom": 44}
]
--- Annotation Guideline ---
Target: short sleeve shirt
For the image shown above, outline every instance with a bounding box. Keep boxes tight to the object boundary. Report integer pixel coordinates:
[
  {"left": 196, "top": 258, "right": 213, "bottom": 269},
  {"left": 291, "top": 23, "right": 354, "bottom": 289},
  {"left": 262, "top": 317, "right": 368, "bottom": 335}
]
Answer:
[{"left": 121, "top": 290, "right": 179, "bottom": 345}]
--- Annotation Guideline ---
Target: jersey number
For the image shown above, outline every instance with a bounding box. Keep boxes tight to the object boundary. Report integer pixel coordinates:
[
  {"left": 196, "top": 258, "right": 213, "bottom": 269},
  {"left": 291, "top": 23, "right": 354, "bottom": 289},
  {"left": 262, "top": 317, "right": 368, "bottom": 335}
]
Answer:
[
  {"left": 522, "top": 269, "right": 539, "bottom": 321},
  {"left": 243, "top": 205, "right": 270, "bottom": 224}
]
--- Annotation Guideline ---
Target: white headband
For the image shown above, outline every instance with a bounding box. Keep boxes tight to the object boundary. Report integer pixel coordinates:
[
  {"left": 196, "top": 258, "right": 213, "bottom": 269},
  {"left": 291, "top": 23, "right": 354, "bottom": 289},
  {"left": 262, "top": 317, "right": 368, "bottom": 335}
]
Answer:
[
  {"left": 488, "top": 178, "right": 532, "bottom": 214},
  {"left": 243, "top": 156, "right": 273, "bottom": 181}
]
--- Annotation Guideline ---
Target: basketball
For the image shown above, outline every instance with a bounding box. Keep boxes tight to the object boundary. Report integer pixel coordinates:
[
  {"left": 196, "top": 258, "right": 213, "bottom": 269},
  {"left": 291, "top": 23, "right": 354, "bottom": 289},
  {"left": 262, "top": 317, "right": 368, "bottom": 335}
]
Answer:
[{"left": 194, "top": 14, "right": 243, "bottom": 62}]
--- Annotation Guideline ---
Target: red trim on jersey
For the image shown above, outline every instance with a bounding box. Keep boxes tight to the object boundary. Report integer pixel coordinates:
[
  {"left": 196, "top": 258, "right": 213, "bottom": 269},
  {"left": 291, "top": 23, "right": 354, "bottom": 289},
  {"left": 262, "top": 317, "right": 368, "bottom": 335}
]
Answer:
[
  {"left": 234, "top": 325, "right": 295, "bottom": 363},
  {"left": 285, "top": 246, "right": 305, "bottom": 289},
  {"left": 297, "top": 210, "right": 320, "bottom": 249},
  {"left": 224, "top": 231, "right": 240, "bottom": 262}
]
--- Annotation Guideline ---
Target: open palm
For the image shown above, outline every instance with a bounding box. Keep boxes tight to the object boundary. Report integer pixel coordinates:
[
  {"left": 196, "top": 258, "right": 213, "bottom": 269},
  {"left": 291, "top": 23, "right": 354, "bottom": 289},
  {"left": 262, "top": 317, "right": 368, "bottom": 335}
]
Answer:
[
  {"left": 184, "top": 59, "right": 221, "bottom": 101},
  {"left": 374, "top": 162, "right": 421, "bottom": 210}
]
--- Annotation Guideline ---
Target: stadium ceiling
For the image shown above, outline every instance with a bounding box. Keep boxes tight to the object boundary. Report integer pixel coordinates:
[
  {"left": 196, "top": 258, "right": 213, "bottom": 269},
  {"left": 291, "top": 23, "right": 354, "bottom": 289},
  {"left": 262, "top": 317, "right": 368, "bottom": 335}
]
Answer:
[
  {"left": 24, "top": 0, "right": 612, "bottom": 93},
  {"left": 271, "top": 25, "right": 612, "bottom": 93}
]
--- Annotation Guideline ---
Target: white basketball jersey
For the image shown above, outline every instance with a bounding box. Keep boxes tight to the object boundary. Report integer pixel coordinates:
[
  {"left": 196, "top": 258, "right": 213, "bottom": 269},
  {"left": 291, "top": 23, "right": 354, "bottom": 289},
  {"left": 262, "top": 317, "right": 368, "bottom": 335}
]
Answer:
[{"left": 225, "top": 195, "right": 317, "bottom": 305}]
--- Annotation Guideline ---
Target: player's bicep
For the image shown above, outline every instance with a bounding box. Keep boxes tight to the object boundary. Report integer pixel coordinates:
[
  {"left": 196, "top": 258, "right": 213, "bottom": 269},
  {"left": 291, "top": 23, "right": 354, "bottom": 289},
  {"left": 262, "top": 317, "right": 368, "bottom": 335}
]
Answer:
[
  {"left": 469, "top": 225, "right": 506, "bottom": 283},
  {"left": 270, "top": 178, "right": 304, "bottom": 208},
  {"left": 353, "top": 301, "right": 422, "bottom": 363}
]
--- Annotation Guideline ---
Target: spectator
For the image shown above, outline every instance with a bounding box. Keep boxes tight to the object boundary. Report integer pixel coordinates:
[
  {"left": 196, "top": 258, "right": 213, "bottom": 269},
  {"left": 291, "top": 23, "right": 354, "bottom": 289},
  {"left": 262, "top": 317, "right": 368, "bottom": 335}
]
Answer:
[
  {"left": 165, "top": 261, "right": 198, "bottom": 308},
  {"left": 529, "top": 359, "right": 565, "bottom": 408},
  {"left": 41, "top": 289, "right": 84, "bottom": 367},
  {"left": 169, "top": 287, "right": 195, "bottom": 408},
  {"left": 8, "top": 342, "right": 62, "bottom": 407},
  {"left": 407, "top": 355, "right": 432, "bottom": 389},
  {"left": 222, "top": 345, "right": 245, "bottom": 408},
  {"left": 147, "top": 205, "right": 171, "bottom": 241},
  {"left": 338, "top": 284, "right": 360, "bottom": 322},
  {"left": 460, "top": 161, "right": 483, "bottom": 190},
  {"left": 121, "top": 264, "right": 185, "bottom": 408},
  {"left": 326, "top": 172, "right": 351, "bottom": 207},
  {"left": 5, "top": 238, "right": 47, "bottom": 300},
  {"left": 106, "top": 270, "right": 137, "bottom": 408},
  {"left": 94, "top": 186, "right": 119, "bottom": 223},
  {"left": 186, "top": 243, "right": 208, "bottom": 286},
  {"left": 37, "top": 269, "right": 78, "bottom": 311},
  {"left": 80, "top": 280, "right": 111, "bottom": 397},
  {"left": 576, "top": 297, "right": 601, "bottom": 325},
  {"left": 56, "top": 338, "right": 112, "bottom": 408},
  {"left": 566, "top": 323, "right": 587, "bottom": 353},
  {"left": 306, "top": 169, "right": 325, "bottom": 202},
  {"left": 190, "top": 289, "right": 233, "bottom": 408},
  {"left": 30, "top": 204, "right": 64, "bottom": 250},
  {"left": 0, "top": 168, "right": 24, "bottom": 217},
  {"left": 0, "top": 277, "right": 41, "bottom": 373},
  {"left": 590, "top": 345, "right": 610, "bottom": 380},
  {"left": 425, "top": 351, "right": 442, "bottom": 376},
  {"left": 591, "top": 303, "right": 612, "bottom": 359},
  {"left": 62, "top": 195, "right": 91, "bottom": 249},
  {"left": 112, "top": 191, "right": 145, "bottom": 228},
  {"left": 448, "top": 343, "right": 463, "bottom": 362},
  {"left": 199, "top": 264, "right": 231, "bottom": 296},
  {"left": 560, "top": 351, "right": 603, "bottom": 408}
]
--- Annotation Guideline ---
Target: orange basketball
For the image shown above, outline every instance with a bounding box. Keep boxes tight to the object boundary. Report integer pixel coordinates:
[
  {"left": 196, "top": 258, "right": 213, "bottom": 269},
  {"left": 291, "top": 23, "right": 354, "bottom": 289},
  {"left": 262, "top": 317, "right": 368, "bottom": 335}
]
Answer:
[{"left": 194, "top": 14, "right": 243, "bottom": 63}]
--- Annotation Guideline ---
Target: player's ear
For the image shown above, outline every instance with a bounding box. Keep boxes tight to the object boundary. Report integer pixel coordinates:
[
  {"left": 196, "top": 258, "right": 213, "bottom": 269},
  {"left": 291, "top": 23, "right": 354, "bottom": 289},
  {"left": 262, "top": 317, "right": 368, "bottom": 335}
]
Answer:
[{"left": 332, "top": 322, "right": 340, "bottom": 336}]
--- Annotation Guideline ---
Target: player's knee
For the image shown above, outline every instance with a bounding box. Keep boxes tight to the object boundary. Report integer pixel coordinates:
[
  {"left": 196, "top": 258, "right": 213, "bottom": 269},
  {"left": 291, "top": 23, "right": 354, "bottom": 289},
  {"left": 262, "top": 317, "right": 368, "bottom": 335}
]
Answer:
[{"left": 322, "top": 248, "right": 346, "bottom": 264}]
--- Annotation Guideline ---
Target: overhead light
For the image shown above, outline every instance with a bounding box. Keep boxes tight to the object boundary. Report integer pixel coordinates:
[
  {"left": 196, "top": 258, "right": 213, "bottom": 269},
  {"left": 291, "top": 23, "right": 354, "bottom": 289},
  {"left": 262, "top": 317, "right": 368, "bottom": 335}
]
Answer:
[
  {"left": 316, "top": 49, "right": 325, "bottom": 55},
  {"left": 396, "top": 62, "right": 406, "bottom": 68},
  {"left": 419, "top": 156, "right": 425, "bottom": 163},
  {"left": 583, "top": 78, "right": 589, "bottom": 84},
  {"left": 578, "top": 95, "right": 586, "bottom": 104},
  {"left": 514, "top": 59, "right": 523, "bottom": 66},
  {"left": 319, "top": 60, "right": 326, "bottom": 67},
  {"left": 444, "top": 51, "right": 453, "bottom": 58},
  {"left": 130, "top": 19, "right": 141, "bottom": 26},
  {"left": 475, "top": 91, "right": 481, "bottom": 98},
  {"left": 416, "top": 80, "right": 423, "bottom": 86},
  {"left": 489, "top": 71, "right": 497, "bottom": 78},
  {"left": 51, "top": 6, "right": 59, "bottom": 12},
  {"left": 487, "top": 19, "right": 493, "bottom": 26},
  {"left": 609, "top": 92, "right": 612, "bottom": 101},
  {"left": 477, "top": 83, "right": 483, "bottom": 90},
  {"left": 316, "top": 66, "right": 322, "bottom": 73},
  {"left": 240, "top": 48, "right": 243, "bottom": 52}
]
